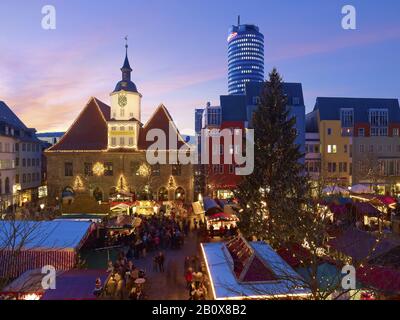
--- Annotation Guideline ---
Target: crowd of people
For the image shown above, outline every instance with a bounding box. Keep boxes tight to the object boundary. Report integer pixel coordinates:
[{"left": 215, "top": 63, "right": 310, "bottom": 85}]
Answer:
[
  {"left": 184, "top": 255, "right": 209, "bottom": 300},
  {"left": 103, "top": 252, "right": 146, "bottom": 300}
]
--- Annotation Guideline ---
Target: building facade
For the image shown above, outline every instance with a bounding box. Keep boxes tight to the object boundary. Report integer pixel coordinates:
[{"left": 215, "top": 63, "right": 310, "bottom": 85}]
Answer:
[
  {"left": 196, "top": 81, "right": 306, "bottom": 199},
  {"left": 306, "top": 97, "right": 400, "bottom": 194},
  {"left": 228, "top": 18, "right": 264, "bottom": 95},
  {"left": 0, "top": 101, "right": 43, "bottom": 211},
  {"left": 36, "top": 132, "right": 65, "bottom": 146},
  {"left": 46, "top": 47, "right": 193, "bottom": 207}
]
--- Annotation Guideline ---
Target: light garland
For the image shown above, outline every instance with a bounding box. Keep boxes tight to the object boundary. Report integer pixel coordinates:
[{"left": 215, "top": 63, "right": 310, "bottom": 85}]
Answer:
[
  {"left": 137, "top": 163, "right": 151, "bottom": 177},
  {"left": 93, "top": 162, "right": 105, "bottom": 176},
  {"left": 73, "top": 175, "right": 85, "bottom": 191}
]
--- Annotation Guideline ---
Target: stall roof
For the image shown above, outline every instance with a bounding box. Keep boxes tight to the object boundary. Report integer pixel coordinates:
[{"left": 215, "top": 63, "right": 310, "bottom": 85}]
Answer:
[
  {"left": 0, "top": 220, "right": 92, "bottom": 250},
  {"left": 201, "top": 238, "right": 310, "bottom": 300},
  {"left": 357, "top": 265, "right": 400, "bottom": 295},
  {"left": 41, "top": 269, "right": 108, "bottom": 300},
  {"left": 329, "top": 228, "right": 400, "bottom": 263}
]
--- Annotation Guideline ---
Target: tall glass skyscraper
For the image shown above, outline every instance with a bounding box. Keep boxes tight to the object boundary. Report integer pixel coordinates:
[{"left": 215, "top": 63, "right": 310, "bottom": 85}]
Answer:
[{"left": 227, "top": 18, "right": 264, "bottom": 95}]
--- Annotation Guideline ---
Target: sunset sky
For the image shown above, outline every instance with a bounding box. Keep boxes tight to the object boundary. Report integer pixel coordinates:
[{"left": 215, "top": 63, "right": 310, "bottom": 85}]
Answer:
[{"left": 1, "top": 0, "right": 400, "bottom": 135}]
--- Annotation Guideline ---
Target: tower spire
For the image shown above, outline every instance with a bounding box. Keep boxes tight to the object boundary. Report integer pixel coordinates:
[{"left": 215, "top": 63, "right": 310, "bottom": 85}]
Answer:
[
  {"left": 121, "top": 36, "right": 132, "bottom": 81},
  {"left": 238, "top": 15, "right": 241, "bottom": 26}
]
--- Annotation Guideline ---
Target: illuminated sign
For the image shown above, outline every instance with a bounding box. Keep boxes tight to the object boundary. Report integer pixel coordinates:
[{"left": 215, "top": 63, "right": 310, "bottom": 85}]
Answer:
[{"left": 227, "top": 32, "right": 238, "bottom": 42}]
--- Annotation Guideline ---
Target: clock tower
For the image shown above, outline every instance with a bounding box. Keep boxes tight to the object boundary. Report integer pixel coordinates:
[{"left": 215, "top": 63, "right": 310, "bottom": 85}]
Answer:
[{"left": 108, "top": 39, "right": 142, "bottom": 150}]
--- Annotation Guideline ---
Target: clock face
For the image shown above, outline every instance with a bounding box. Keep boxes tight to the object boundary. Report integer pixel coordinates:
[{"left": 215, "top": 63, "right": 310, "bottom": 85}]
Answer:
[{"left": 118, "top": 93, "right": 127, "bottom": 107}]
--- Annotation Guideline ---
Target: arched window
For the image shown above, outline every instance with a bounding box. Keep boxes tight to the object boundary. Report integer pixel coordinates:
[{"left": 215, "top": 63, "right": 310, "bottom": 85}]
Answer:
[
  {"left": 158, "top": 187, "right": 168, "bottom": 201},
  {"left": 175, "top": 187, "right": 185, "bottom": 201},
  {"left": 5, "top": 177, "right": 10, "bottom": 195}
]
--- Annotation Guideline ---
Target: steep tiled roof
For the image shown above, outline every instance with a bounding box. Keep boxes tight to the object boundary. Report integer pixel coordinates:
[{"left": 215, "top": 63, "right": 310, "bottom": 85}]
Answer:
[
  {"left": 48, "top": 97, "right": 110, "bottom": 151},
  {"left": 47, "top": 99, "right": 186, "bottom": 152},
  {"left": 138, "top": 104, "right": 188, "bottom": 150}
]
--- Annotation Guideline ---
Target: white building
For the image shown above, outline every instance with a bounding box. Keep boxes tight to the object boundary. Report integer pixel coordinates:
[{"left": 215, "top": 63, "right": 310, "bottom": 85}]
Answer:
[{"left": 0, "top": 101, "right": 43, "bottom": 211}]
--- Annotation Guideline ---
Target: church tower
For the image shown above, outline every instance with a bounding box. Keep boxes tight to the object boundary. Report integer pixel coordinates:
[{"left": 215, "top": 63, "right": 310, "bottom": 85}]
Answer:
[{"left": 108, "top": 38, "right": 142, "bottom": 150}]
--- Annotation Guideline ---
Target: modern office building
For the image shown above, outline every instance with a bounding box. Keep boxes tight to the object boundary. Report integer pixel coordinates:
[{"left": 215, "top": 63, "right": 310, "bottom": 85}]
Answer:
[
  {"left": 228, "top": 17, "right": 264, "bottom": 95},
  {"left": 306, "top": 97, "right": 400, "bottom": 194}
]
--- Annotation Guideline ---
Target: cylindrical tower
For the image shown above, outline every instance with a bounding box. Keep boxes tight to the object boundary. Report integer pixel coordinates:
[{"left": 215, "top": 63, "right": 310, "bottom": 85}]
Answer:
[{"left": 227, "top": 20, "right": 264, "bottom": 95}]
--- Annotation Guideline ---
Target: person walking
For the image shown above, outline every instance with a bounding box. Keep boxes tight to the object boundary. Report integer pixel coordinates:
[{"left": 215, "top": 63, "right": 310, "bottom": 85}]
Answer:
[{"left": 157, "top": 251, "right": 165, "bottom": 272}]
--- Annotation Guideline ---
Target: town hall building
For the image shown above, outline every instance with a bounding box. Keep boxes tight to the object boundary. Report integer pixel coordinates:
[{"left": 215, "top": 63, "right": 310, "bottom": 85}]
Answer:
[{"left": 45, "top": 45, "right": 193, "bottom": 213}]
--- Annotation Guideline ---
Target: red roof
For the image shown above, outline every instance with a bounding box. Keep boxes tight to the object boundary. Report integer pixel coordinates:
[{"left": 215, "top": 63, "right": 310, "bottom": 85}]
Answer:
[
  {"left": 226, "top": 236, "right": 277, "bottom": 282},
  {"left": 277, "top": 243, "right": 312, "bottom": 269},
  {"left": 48, "top": 99, "right": 187, "bottom": 152},
  {"left": 357, "top": 265, "right": 400, "bottom": 294},
  {"left": 138, "top": 104, "right": 187, "bottom": 150},
  {"left": 48, "top": 97, "right": 110, "bottom": 151}
]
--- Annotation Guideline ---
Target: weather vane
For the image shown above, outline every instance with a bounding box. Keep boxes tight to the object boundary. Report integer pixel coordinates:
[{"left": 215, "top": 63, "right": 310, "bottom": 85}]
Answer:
[{"left": 125, "top": 35, "right": 128, "bottom": 49}]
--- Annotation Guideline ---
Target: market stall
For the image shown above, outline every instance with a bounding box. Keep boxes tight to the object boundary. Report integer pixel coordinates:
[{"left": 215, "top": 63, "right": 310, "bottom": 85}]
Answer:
[
  {"left": 0, "top": 220, "right": 94, "bottom": 279},
  {"left": 0, "top": 268, "right": 109, "bottom": 300}
]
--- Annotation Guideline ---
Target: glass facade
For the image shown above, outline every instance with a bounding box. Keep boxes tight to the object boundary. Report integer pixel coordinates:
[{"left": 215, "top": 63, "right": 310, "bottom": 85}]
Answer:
[{"left": 228, "top": 24, "right": 264, "bottom": 95}]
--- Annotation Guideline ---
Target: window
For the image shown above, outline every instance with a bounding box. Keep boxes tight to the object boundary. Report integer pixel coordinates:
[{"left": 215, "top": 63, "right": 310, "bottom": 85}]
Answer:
[
  {"left": 22, "top": 158, "right": 26, "bottom": 167},
  {"left": 84, "top": 162, "right": 93, "bottom": 176},
  {"left": 328, "top": 162, "right": 337, "bottom": 173},
  {"left": 252, "top": 96, "right": 260, "bottom": 105},
  {"left": 229, "top": 165, "right": 234, "bottom": 174},
  {"left": 358, "top": 128, "right": 365, "bottom": 137},
  {"left": 22, "top": 174, "right": 26, "bottom": 183},
  {"left": 327, "top": 145, "right": 337, "bottom": 154},
  {"left": 15, "top": 174, "right": 19, "bottom": 184},
  {"left": 128, "top": 137, "right": 134, "bottom": 146},
  {"left": 111, "top": 137, "right": 117, "bottom": 147},
  {"left": 341, "top": 108, "right": 354, "bottom": 128},
  {"left": 393, "top": 128, "right": 399, "bottom": 136},
  {"left": 152, "top": 164, "right": 161, "bottom": 176},
  {"left": 64, "top": 162, "right": 73, "bottom": 176},
  {"left": 120, "top": 137, "right": 125, "bottom": 146},
  {"left": 15, "top": 143, "right": 19, "bottom": 151},
  {"left": 369, "top": 145, "right": 374, "bottom": 153},
  {"left": 104, "top": 162, "right": 113, "bottom": 176},
  {"left": 369, "top": 109, "right": 388, "bottom": 136},
  {"left": 172, "top": 164, "right": 182, "bottom": 176},
  {"left": 292, "top": 97, "right": 300, "bottom": 105},
  {"left": 120, "top": 109, "right": 125, "bottom": 117},
  {"left": 344, "top": 145, "right": 348, "bottom": 153},
  {"left": 27, "top": 143, "right": 31, "bottom": 152},
  {"left": 339, "top": 162, "right": 347, "bottom": 173},
  {"left": 15, "top": 157, "right": 19, "bottom": 167},
  {"left": 111, "top": 126, "right": 117, "bottom": 131},
  {"left": 327, "top": 128, "right": 332, "bottom": 135},
  {"left": 359, "top": 144, "right": 365, "bottom": 153}
]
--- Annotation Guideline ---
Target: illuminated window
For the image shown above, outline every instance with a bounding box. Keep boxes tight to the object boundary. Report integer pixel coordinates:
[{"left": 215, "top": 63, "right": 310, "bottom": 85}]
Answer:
[{"left": 327, "top": 145, "right": 337, "bottom": 154}]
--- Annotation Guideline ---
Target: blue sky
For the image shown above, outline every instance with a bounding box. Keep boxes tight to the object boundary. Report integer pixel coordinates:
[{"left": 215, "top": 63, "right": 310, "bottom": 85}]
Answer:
[{"left": 0, "top": 0, "right": 399, "bottom": 135}]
